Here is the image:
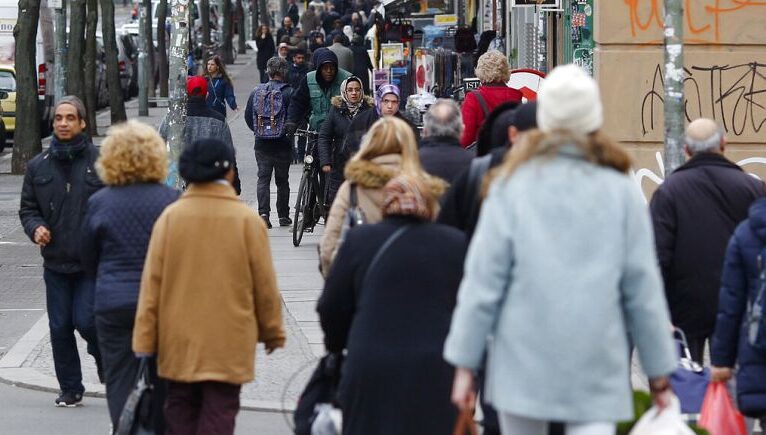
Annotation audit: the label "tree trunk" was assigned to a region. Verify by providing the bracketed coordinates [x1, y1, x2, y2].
[157, 0, 169, 95]
[67, 0, 86, 102]
[143, 0, 156, 97]
[54, 1, 68, 102]
[221, 0, 233, 63]
[84, 0, 98, 136]
[166, 0, 189, 189]
[200, 0, 210, 51]
[250, 0, 257, 39]
[258, 0, 267, 26]
[236, 0, 246, 54]
[12, 0, 41, 174]
[101, 0, 127, 123]
[663, 0, 685, 174]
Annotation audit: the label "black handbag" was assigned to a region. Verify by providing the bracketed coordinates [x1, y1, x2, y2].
[117, 358, 155, 435]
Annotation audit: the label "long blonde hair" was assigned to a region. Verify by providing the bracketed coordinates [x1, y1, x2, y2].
[349, 116, 446, 196]
[483, 129, 632, 196]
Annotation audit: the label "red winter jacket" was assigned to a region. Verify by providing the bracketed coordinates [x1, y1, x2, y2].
[460, 84, 523, 147]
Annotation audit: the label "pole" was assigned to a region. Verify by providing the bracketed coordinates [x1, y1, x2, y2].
[54, 0, 67, 102]
[165, 0, 189, 189]
[663, 0, 685, 174]
[138, 2, 149, 116]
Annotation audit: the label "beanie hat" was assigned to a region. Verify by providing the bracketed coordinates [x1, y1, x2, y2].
[537, 64, 602, 136]
[55, 95, 87, 119]
[179, 138, 235, 184]
[511, 101, 538, 133]
[187, 76, 208, 97]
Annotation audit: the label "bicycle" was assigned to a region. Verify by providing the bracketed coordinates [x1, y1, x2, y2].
[292, 129, 326, 247]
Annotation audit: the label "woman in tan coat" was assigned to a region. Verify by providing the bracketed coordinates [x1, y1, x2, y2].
[133, 138, 285, 435]
[319, 116, 445, 277]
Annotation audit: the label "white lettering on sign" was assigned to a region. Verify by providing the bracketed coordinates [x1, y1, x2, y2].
[463, 78, 481, 90]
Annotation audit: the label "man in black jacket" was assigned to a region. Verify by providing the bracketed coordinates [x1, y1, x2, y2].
[419, 99, 472, 185]
[19, 96, 104, 407]
[246, 57, 294, 229]
[650, 118, 766, 363]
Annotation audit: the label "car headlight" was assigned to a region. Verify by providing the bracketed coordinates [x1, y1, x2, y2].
[304, 155, 314, 164]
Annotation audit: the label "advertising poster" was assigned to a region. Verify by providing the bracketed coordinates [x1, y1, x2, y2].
[381, 43, 404, 69]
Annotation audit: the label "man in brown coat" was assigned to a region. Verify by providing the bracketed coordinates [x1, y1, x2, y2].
[133, 138, 285, 435]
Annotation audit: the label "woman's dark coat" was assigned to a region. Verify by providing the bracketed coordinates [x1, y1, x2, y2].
[342, 108, 419, 159]
[81, 183, 180, 314]
[256, 34, 276, 71]
[317, 217, 466, 435]
[318, 95, 372, 205]
[711, 197, 766, 417]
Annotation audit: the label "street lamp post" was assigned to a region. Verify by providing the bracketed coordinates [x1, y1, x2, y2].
[54, 0, 67, 102]
[663, 0, 685, 174]
[165, 0, 189, 189]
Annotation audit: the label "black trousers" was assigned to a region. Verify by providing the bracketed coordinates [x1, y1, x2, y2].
[96, 310, 165, 434]
[687, 335, 709, 364]
[254, 149, 291, 218]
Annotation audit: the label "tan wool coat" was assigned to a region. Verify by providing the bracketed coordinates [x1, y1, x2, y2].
[133, 183, 285, 385]
[319, 154, 402, 276]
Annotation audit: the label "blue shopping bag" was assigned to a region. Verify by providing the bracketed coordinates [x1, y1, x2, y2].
[669, 328, 710, 415]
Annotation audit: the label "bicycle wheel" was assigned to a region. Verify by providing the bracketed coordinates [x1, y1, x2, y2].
[292, 171, 311, 247]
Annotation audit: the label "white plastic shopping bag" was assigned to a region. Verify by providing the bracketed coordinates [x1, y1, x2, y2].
[629, 396, 695, 435]
[311, 403, 342, 435]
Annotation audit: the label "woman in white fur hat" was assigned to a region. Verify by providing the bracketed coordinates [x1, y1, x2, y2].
[443, 64, 678, 434]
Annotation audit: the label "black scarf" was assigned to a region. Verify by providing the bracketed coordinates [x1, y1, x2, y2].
[50, 134, 88, 161]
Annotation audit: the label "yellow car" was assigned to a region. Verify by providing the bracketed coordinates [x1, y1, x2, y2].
[0, 65, 15, 151]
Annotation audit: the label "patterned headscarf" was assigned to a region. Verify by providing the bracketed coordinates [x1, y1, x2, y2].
[341, 76, 364, 118]
[382, 175, 435, 221]
[375, 83, 400, 115]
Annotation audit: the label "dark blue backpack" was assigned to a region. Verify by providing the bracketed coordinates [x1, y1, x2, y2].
[251, 82, 290, 140]
[748, 251, 766, 350]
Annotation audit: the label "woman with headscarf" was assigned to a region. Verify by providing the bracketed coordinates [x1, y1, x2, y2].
[318, 76, 373, 207]
[318, 173, 465, 434]
[342, 83, 419, 161]
[319, 117, 444, 277]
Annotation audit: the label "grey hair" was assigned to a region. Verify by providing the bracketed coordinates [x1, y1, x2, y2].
[423, 99, 463, 139]
[685, 126, 724, 153]
[266, 56, 289, 79]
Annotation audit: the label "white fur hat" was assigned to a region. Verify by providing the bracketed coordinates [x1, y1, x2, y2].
[537, 64, 603, 136]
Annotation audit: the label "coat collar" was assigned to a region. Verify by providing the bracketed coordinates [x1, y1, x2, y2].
[420, 135, 461, 148]
[675, 152, 742, 173]
[183, 182, 238, 200]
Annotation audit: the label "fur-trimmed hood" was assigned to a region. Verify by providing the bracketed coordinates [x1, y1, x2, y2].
[344, 153, 447, 197]
[331, 95, 374, 109]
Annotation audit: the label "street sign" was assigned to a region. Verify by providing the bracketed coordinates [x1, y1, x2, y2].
[463, 78, 480, 90]
[434, 14, 458, 26]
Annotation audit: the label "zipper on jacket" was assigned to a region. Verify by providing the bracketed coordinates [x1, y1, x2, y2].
[66, 182, 71, 193]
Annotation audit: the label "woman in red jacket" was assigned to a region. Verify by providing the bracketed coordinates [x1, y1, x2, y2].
[460, 50, 523, 148]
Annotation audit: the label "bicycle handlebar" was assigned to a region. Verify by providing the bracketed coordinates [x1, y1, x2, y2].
[294, 129, 319, 138]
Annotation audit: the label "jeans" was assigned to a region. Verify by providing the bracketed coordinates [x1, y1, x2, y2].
[255, 149, 291, 218]
[499, 413, 615, 435]
[43, 268, 102, 394]
[96, 310, 166, 433]
[164, 381, 241, 435]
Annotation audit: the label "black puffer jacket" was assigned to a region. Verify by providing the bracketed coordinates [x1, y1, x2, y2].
[19, 140, 104, 273]
[342, 108, 420, 159]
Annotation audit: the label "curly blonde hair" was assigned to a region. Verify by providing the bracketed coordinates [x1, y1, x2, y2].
[96, 120, 168, 186]
[475, 50, 511, 84]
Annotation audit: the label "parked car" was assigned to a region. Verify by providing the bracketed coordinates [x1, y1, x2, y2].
[119, 32, 139, 97]
[0, 65, 16, 151]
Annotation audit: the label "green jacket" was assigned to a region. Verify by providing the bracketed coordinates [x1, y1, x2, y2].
[307, 68, 352, 131]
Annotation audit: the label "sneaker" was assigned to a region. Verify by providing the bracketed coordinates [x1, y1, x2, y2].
[260, 214, 272, 229]
[279, 217, 292, 227]
[55, 391, 83, 407]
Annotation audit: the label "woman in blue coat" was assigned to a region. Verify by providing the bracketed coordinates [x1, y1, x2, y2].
[711, 196, 766, 427]
[204, 55, 238, 117]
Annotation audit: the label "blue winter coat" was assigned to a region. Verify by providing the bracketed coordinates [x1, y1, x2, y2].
[206, 76, 237, 117]
[81, 183, 179, 314]
[711, 196, 766, 416]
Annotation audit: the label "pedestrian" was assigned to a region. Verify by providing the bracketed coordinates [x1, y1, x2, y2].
[159, 76, 242, 194]
[328, 34, 354, 72]
[287, 0, 300, 27]
[318, 174, 465, 434]
[710, 195, 766, 428]
[18, 95, 104, 407]
[245, 57, 294, 229]
[418, 99, 472, 185]
[319, 116, 445, 276]
[81, 121, 178, 431]
[318, 76, 373, 206]
[277, 16, 296, 44]
[256, 25, 276, 84]
[278, 42, 291, 61]
[437, 101, 533, 238]
[349, 35, 373, 94]
[308, 30, 326, 55]
[324, 19, 344, 46]
[460, 50, 523, 147]
[342, 83, 418, 159]
[444, 65, 677, 434]
[204, 55, 238, 117]
[650, 118, 765, 363]
[308, 0, 326, 14]
[132, 137, 285, 435]
[300, 6, 321, 35]
[288, 48, 309, 91]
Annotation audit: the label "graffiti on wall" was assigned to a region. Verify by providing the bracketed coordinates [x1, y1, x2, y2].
[640, 62, 766, 137]
[624, 0, 766, 43]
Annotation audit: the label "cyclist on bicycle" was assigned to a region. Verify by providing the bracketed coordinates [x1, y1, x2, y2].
[285, 48, 352, 228]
